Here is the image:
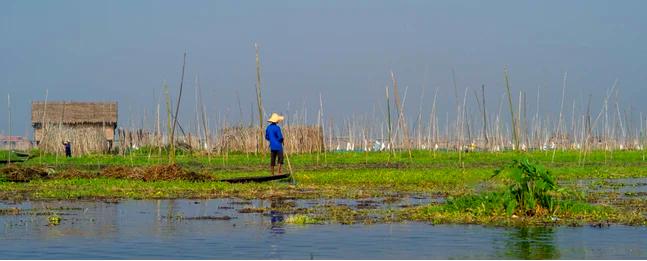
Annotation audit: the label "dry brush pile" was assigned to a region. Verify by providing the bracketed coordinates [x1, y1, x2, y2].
[0, 164, 214, 182]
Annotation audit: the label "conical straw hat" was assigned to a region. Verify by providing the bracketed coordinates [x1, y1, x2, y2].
[267, 113, 284, 123]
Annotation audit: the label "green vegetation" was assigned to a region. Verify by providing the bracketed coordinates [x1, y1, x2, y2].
[1, 149, 647, 226]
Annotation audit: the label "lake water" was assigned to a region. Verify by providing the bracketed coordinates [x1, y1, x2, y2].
[1, 199, 646, 259]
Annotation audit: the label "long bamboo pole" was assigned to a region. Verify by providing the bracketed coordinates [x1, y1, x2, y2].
[170, 52, 187, 162]
[39, 89, 49, 164]
[255, 43, 265, 155]
[385, 85, 393, 158]
[481, 84, 489, 146]
[164, 82, 173, 163]
[504, 67, 518, 151]
[552, 72, 567, 161]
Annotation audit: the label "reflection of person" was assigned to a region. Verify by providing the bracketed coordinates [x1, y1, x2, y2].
[265, 113, 285, 176]
[63, 140, 72, 158]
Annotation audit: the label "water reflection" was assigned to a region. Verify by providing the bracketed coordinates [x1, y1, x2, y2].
[503, 227, 560, 259]
[269, 198, 286, 235]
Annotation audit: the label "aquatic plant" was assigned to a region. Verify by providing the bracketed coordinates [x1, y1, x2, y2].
[48, 213, 61, 226]
[285, 214, 320, 225]
[492, 158, 560, 216]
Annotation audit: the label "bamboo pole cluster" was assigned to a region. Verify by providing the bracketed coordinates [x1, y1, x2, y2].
[26, 48, 646, 158]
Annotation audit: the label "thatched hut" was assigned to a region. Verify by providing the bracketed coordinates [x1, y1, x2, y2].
[31, 101, 117, 155]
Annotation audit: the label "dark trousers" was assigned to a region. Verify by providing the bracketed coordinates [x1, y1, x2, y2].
[270, 150, 284, 166]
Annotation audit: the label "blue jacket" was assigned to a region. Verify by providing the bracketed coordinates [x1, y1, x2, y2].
[265, 123, 284, 151]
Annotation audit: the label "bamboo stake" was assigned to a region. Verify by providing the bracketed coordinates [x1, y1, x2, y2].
[481, 84, 489, 146]
[198, 78, 210, 160]
[39, 89, 49, 164]
[430, 87, 438, 154]
[164, 82, 173, 163]
[459, 88, 469, 167]
[504, 67, 518, 151]
[55, 102, 66, 164]
[385, 85, 393, 158]
[194, 75, 201, 150]
[156, 92, 162, 161]
[415, 85, 426, 150]
[552, 72, 567, 161]
[7, 93, 11, 164]
[642, 113, 645, 161]
[254, 43, 265, 155]
[523, 91, 529, 149]
[170, 52, 187, 163]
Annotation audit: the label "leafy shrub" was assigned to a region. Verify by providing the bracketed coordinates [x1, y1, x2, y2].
[492, 158, 561, 216]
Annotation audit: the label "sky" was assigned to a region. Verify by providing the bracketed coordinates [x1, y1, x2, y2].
[1, 0, 647, 136]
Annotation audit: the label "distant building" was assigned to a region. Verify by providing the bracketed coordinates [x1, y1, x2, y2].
[31, 101, 118, 155]
[0, 135, 32, 151]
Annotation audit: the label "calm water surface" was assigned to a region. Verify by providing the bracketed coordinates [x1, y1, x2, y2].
[1, 199, 646, 259]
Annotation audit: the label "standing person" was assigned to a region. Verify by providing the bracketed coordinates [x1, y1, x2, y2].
[63, 140, 72, 158]
[265, 113, 285, 175]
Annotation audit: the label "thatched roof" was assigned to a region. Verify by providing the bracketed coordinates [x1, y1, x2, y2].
[32, 101, 117, 125]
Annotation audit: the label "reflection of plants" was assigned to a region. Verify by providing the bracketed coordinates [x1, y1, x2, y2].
[493, 158, 561, 216]
[48, 214, 61, 226]
[504, 227, 560, 259]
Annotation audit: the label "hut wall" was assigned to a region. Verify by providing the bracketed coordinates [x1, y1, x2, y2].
[104, 127, 115, 141]
[36, 124, 112, 155]
[34, 128, 44, 143]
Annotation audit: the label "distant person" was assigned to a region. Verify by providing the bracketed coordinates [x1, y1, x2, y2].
[63, 140, 72, 158]
[265, 113, 285, 175]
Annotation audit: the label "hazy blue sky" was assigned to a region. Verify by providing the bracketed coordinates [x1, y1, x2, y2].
[2, 0, 647, 136]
